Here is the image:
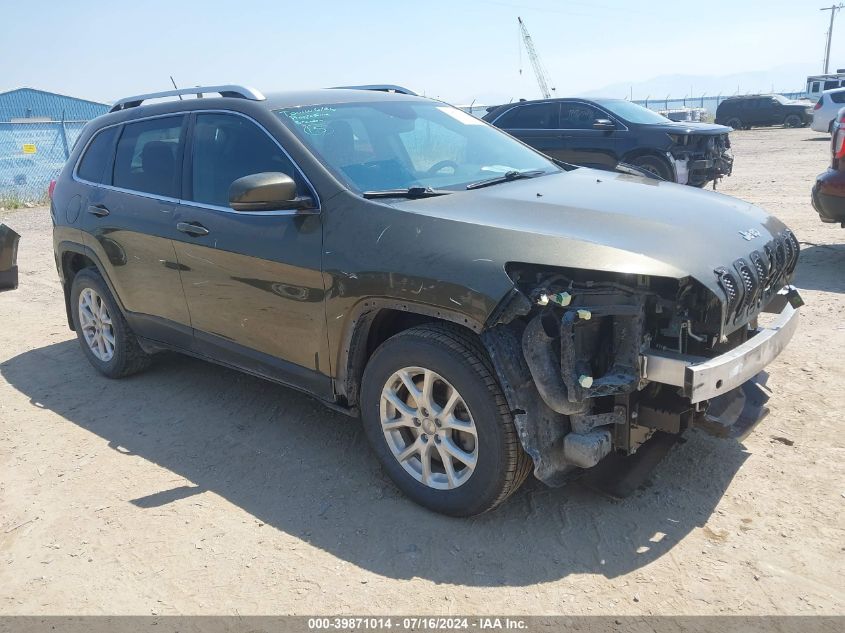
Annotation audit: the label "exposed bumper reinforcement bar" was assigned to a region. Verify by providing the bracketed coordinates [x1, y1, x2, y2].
[640, 301, 799, 403]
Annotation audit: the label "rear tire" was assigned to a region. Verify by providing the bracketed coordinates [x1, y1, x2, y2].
[628, 155, 673, 182]
[725, 117, 743, 130]
[70, 268, 151, 378]
[360, 323, 531, 516]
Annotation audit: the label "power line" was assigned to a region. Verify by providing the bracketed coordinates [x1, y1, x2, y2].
[821, 4, 845, 74]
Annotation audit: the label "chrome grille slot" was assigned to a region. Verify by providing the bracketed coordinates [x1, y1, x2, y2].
[715, 232, 797, 328]
[749, 250, 770, 288]
[775, 240, 786, 269]
[782, 233, 794, 269]
[714, 266, 741, 319]
[783, 229, 800, 272]
[734, 258, 759, 312]
[764, 243, 776, 276]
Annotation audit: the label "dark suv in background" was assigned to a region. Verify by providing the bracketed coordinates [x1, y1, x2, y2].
[484, 98, 732, 187]
[715, 94, 811, 130]
[50, 85, 799, 516]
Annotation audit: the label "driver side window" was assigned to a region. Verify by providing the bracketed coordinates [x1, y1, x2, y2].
[190, 113, 303, 207]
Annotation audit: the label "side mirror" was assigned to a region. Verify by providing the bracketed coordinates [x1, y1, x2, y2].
[228, 172, 315, 213]
[593, 118, 616, 131]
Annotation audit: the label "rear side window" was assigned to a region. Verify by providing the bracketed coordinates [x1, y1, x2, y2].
[496, 103, 559, 129]
[825, 80, 839, 90]
[189, 113, 302, 207]
[77, 126, 118, 184]
[832, 92, 845, 104]
[113, 116, 185, 198]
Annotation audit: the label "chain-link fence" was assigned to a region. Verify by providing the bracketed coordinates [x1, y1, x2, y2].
[633, 90, 807, 116]
[0, 120, 86, 207]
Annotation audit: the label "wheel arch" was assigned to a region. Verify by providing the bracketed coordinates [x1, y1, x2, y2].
[620, 149, 675, 180]
[335, 298, 486, 409]
[783, 113, 802, 126]
[57, 241, 125, 331]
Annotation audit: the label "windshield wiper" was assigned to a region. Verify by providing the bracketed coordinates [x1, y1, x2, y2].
[465, 169, 546, 190]
[362, 187, 452, 199]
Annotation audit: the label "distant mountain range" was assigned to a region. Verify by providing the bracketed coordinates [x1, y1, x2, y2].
[577, 63, 819, 100]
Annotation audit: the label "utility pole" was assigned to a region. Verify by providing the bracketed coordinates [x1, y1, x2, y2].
[821, 4, 845, 74]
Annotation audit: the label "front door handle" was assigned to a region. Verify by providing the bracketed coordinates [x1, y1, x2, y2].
[176, 222, 209, 237]
[87, 204, 110, 217]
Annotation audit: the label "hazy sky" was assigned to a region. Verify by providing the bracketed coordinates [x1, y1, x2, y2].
[1, 0, 840, 105]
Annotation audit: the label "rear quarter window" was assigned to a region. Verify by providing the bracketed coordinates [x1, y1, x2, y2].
[831, 92, 845, 104]
[496, 103, 559, 129]
[77, 126, 119, 184]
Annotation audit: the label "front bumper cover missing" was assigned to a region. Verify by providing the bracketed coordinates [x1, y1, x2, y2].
[640, 298, 799, 404]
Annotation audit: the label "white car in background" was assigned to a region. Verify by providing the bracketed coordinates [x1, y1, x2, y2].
[812, 87, 845, 133]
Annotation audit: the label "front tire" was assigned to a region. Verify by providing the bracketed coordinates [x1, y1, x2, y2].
[628, 155, 674, 181]
[70, 268, 151, 378]
[360, 324, 531, 516]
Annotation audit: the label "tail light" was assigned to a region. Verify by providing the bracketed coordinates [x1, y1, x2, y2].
[48, 180, 56, 199]
[814, 98, 823, 110]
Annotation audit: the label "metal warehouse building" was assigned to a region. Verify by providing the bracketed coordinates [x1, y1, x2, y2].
[0, 88, 108, 203]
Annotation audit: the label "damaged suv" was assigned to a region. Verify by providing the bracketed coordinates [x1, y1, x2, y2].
[484, 98, 733, 188]
[51, 86, 800, 516]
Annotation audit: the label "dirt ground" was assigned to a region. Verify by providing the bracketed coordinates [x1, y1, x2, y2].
[0, 127, 843, 616]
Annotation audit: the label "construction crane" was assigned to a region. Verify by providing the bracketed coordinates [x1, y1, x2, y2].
[517, 16, 556, 99]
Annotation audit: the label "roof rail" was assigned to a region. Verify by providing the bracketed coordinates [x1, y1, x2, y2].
[110, 85, 266, 112]
[330, 84, 418, 96]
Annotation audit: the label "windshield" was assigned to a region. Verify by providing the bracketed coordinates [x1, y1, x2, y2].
[275, 101, 558, 193]
[592, 99, 671, 125]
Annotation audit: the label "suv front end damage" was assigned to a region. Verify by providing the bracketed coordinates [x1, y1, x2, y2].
[668, 131, 733, 187]
[482, 232, 800, 490]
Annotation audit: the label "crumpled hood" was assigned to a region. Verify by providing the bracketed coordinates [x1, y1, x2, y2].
[390, 168, 790, 298]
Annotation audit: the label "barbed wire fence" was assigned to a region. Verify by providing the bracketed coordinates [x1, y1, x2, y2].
[0, 119, 86, 208]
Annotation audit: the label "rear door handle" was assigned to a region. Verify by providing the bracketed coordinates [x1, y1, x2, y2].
[176, 222, 209, 237]
[87, 204, 110, 217]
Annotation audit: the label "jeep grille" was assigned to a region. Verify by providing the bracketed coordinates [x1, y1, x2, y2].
[714, 230, 798, 326]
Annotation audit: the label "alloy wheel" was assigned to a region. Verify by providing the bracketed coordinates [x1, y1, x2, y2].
[379, 366, 478, 490]
[78, 287, 115, 362]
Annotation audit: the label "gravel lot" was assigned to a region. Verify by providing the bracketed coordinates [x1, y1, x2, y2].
[1, 127, 843, 616]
